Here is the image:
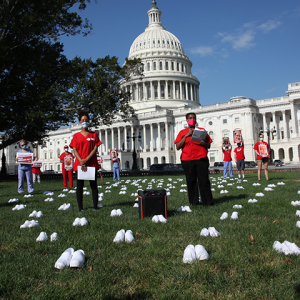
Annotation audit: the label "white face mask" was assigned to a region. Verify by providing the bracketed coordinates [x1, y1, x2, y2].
[81, 121, 89, 128]
[65, 149, 68, 152]
[260, 138, 263, 141]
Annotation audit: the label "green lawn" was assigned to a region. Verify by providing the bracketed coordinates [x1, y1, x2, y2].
[0, 172, 300, 299]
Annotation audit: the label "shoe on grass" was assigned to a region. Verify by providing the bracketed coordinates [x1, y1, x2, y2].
[36, 232, 48, 242]
[125, 230, 135, 243]
[50, 232, 59, 242]
[70, 250, 85, 268]
[183, 245, 196, 264]
[113, 229, 125, 243]
[54, 248, 74, 270]
[195, 245, 209, 260]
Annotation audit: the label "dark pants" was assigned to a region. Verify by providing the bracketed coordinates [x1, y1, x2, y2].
[76, 171, 98, 211]
[181, 159, 213, 206]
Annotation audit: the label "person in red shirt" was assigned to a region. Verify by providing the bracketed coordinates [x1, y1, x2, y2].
[174, 112, 213, 206]
[59, 145, 74, 188]
[222, 138, 233, 178]
[70, 110, 102, 211]
[96, 151, 104, 183]
[32, 156, 41, 184]
[234, 142, 245, 179]
[253, 133, 270, 181]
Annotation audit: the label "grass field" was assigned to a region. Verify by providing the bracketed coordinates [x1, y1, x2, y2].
[1, 171, 300, 300]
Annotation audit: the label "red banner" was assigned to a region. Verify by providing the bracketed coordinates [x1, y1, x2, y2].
[16, 153, 33, 164]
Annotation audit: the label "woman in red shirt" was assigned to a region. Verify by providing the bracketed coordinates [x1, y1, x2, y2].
[70, 111, 102, 211]
[174, 113, 213, 206]
[32, 156, 41, 184]
[253, 133, 270, 181]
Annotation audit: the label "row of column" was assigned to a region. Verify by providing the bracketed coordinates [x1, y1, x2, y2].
[124, 80, 199, 103]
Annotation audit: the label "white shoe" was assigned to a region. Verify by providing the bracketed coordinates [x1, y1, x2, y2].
[64, 203, 72, 210]
[36, 211, 43, 218]
[50, 232, 59, 242]
[200, 228, 210, 237]
[8, 198, 19, 203]
[29, 210, 38, 217]
[195, 245, 209, 260]
[208, 227, 220, 237]
[80, 217, 88, 226]
[125, 230, 135, 243]
[231, 212, 239, 220]
[113, 229, 125, 243]
[110, 209, 117, 217]
[233, 205, 243, 209]
[152, 215, 159, 223]
[36, 232, 48, 242]
[116, 209, 123, 216]
[220, 212, 228, 220]
[29, 220, 39, 227]
[58, 204, 66, 210]
[296, 221, 300, 228]
[158, 215, 167, 223]
[72, 217, 81, 226]
[133, 203, 139, 207]
[296, 210, 300, 217]
[20, 220, 31, 228]
[183, 245, 196, 264]
[70, 249, 85, 268]
[55, 248, 74, 269]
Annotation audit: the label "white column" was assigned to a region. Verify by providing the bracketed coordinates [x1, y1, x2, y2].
[99, 130, 102, 154]
[272, 112, 279, 142]
[290, 100, 298, 136]
[105, 129, 108, 154]
[124, 126, 127, 151]
[158, 80, 161, 99]
[173, 81, 176, 99]
[190, 84, 194, 101]
[131, 125, 134, 150]
[262, 113, 266, 132]
[165, 122, 169, 150]
[111, 128, 115, 150]
[150, 123, 154, 151]
[282, 110, 288, 140]
[180, 81, 183, 100]
[143, 124, 146, 152]
[165, 80, 168, 99]
[143, 82, 146, 100]
[170, 122, 174, 149]
[117, 127, 121, 151]
[185, 82, 188, 100]
[150, 81, 153, 100]
[157, 123, 161, 151]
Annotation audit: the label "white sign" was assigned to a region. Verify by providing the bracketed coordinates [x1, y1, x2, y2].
[16, 152, 33, 164]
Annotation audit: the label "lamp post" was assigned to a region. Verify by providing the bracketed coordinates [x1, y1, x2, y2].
[127, 132, 141, 170]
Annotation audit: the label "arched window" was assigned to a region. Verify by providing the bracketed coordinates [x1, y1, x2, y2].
[209, 131, 214, 142]
[165, 62, 168, 70]
[159, 62, 162, 70]
[50, 152, 53, 159]
[57, 149, 60, 158]
[147, 62, 150, 71]
[153, 62, 156, 70]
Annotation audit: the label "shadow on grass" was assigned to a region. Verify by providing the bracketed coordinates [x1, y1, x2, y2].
[102, 291, 152, 300]
[294, 284, 300, 297]
[214, 194, 247, 204]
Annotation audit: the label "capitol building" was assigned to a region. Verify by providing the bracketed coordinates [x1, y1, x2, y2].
[3, 0, 300, 174]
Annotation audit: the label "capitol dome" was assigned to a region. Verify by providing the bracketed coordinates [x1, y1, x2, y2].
[122, 0, 200, 113]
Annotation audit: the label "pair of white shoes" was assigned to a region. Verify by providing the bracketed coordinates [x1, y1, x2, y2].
[12, 204, 26, 211]
[248, 199, 258, 203]
[72, 217, 88, 226]
[8, 198, 18, 203]
[221, 212, 239, 220]
[58, 203, 72, 210]
[268, 184, 276, 187]
[113, 229, 135, 243]
[233, 205, 243, 209]
[58, 194, 66, 197]
[277, 182, 285, 185]
[253, 183, 261, 186]
[273, 241, 300, 255]
[105, 190, 111, 193]
[110, 209, 123, 217]
[20, 220, 39, 228]
[255, 193, 264, 197]
[178, 206, 192, 212]
[29, 210, 43, 217]
[264, 187, 273, 191]
[55, 248, 85, 269]
[68, 190, 76, 193]
[180, 189, 187, 192]
[83, 191, 90, 195]
[24, 194, 33, 198]
[46, 192, 54, 196]
[220, 190, 229, 194]
[119, 191, 126, 194]
[44, 197, 54, 202]
[62, 189, 69, 192]
[36, 232, 59, 242]
[218, 185, 224, 188]
[236, 186, 244, 189]
[200, 227, 220, 237]
[183, 244, 209, 263]
[152, 215, 167, 223]
[291, 201, 300, 206]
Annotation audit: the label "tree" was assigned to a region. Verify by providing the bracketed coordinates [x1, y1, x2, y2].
[0, 0, 92, 150]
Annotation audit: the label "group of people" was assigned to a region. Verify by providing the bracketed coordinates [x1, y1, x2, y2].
[174, 112, 271, 208]
[17, 110, 271, 212]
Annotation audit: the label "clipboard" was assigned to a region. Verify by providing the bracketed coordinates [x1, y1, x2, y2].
[77, 167, 95, 180]
[191, 128, 207, 143]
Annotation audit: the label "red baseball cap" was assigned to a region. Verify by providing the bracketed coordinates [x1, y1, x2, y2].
[64, 145, 69, 149]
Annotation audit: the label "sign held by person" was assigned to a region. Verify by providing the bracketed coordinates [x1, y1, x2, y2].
[16, 152, 33, 164]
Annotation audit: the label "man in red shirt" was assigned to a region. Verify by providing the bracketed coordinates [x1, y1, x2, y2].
[234, 142, 245, 179]
[59, 145, 74, 188]
[253, 133, 270, 181]
[174, 112, 213, 206]
[222, 138, 233, 178]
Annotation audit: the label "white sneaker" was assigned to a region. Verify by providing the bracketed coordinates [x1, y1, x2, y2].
[208, 227, 221, 237]
[200, 228, 210, 237]
[29, 210, 38, 217]
[72, 217, 81, 226]
[8, 198, 19, 203]
[113, 229, 125, 243]
[231, 212, 239, 220]
[125, 230, 135, 243]
[133, 203, 139, 207]
[116, 209, 123, 216]
[296, 221, 300, 228]
[36, 211, 43, 218]
[110, 209, 117, 217]
[50, 232, 59, 242]
[54, 248, 74, 269]
[80, 217, 88, 226]
[233, 205, 243, 209]
[220, 212, 228, 220]
[20, 220, 31, 228]
[296, 210, 300, 217]
[36, 232, 48, 242]
[158, 215, 167, 223]
[183, 206, 192, 212]
[183, 245, 196, 264]
[58, 204, 66, 210]
[152, 215, 159, 223]
[70, 249, 85, 268]
[195, 245, 209, 260]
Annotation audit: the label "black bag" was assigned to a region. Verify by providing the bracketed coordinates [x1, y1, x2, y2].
[138, 189, 167, 219]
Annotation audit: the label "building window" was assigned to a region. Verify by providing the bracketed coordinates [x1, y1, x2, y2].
[159, 61, 162, 70]
[158, 39, 160, 44]
[44, 152, 47, 159]
[50, 142, 52, 145]
[281, 131, 284, 139]
[177, 63, 179, 71]
[161, 85, 165, 98]
[181, 64, 184, 72]
[57, 149, 60, 158]
[50, 164, 53, 170]
[168, 85, 171, 98]
[171, 62, 174, 70]
[147, 62, 150, 71]
[270, 117, 273, 122]
[44, 165, 47, 171]
[209, 121, 213, 126]
[280, 116, 283, 121]
[57, 164, 60, 171]
[153, 62, 156, 70]
[235, 117, 239, 123]
[209, 131, 214, 141]
[50, 152, 53, 159]
[147, 86, 151, 99]
[223, 119, 227, 124]
[154, 85, 158, 98]
[210, 153, 215, 163]
[64, 140, 67, 144]
[165, 62, 168, 70]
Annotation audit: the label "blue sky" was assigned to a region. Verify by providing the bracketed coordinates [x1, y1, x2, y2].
[59, 0, 300, 106]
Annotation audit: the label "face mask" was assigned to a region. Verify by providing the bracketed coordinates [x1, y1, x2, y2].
[81, 121, 89, 128]
[65, 149, 68, 152]
[22, 145, 27, 149]
[187, 119, 197, 127]
[260, 138, 263, 141]
[237, 143, 241, 147]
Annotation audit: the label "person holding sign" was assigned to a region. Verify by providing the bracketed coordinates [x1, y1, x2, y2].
[70, 111, 102, 211]
[174, 113, 213, 206]
[110, 150, 120, 182]
[96, 152, 104, 183]
[234, 142, 245, 179]
[59, 145, 74, 188]
[253, 133, 270, 181]
[222, 138, 233, 178]
[32, 156, 41, 184]
[16, 140, 34, 194]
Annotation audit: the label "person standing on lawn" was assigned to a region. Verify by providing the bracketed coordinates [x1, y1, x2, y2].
[60, 145, 74, 188]
[96, 152, 104, 183]
[234, 142, 245, 179]
[254, 133, 270, 181]
[222, 138, 233, 178]
[70, 110, 102, 211]
[32, 156, 41, 184]
[174, 112, 213, 206]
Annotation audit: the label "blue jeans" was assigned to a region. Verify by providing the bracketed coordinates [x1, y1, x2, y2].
[223, 161, 233, 177]
[113, 167, 120, 181]
[18, 168, 34, 193]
